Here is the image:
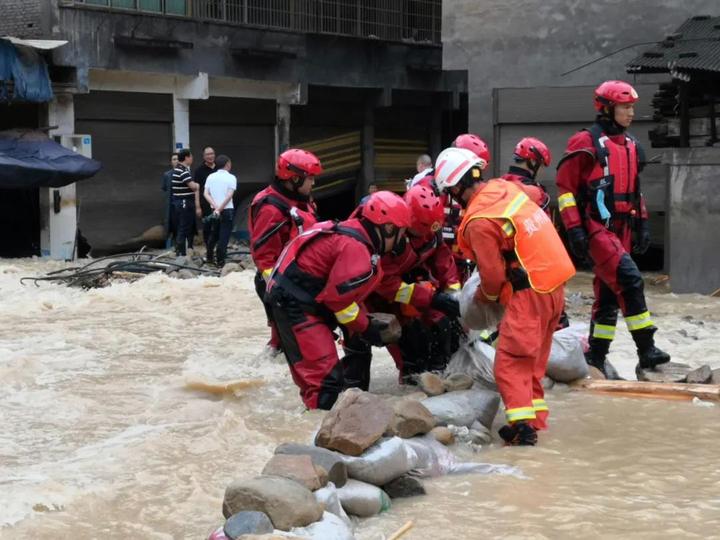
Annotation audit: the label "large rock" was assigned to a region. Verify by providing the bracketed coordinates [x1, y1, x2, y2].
[421, 388, 500, 429]
[261, 454, 324, 491]
[418, 372, 445, 396]
[220, 263, 242, 277]
[222, 476, 323, 531]
[429, 426, 455, 446]
[315, 389, 393, 456]
[275, 443, 348, 488]
[223, 511, 273, 539]
[636, 362, 692, 383]
[389, 399, 436, 439]
[686, 365, 713, 384]
[587, 366, 606, 380]
[382, 475, 426, 499]
[712, 368, 720, 385]
[443, 373, 474, 392]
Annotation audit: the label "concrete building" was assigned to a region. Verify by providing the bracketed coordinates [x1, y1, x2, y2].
[443, 0, 719, 264]
[1, 0, 467, 254]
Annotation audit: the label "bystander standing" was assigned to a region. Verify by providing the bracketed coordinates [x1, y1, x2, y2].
[203, 154, 237, 267]
[194, 146, 217, 254]
[161, 152, 178, 249]
[172, 148, 199, 256]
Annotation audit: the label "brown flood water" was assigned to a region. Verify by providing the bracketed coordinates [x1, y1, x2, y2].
[1, 262, 719, 539]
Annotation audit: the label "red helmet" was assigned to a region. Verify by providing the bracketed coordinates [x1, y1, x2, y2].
[594, 80, 639, 111]
[404, 185, 445, 236]
[452, 133, 490, 168]
[276, 148, 323, 180]
[363, 191, 412, 229]
[513, 137, 552, 167]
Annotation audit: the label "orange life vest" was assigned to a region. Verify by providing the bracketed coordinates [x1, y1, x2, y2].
[457, 179, 575, 293]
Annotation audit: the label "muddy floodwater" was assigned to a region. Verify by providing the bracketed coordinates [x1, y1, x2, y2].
[1, 260, 719, 539]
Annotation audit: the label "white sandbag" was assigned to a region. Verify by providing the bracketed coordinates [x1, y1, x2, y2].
[421, 389, 500, 430]
[290, 511, 356, 540]
[546, 323, 590, 383]
[336, 479, 391, 517]
[314, 483, 352, 529]
[404, 434, 524, 479]
[445, 334, 497, 388]
[342, 437, 416, 486]
[459, 270, 505, 330]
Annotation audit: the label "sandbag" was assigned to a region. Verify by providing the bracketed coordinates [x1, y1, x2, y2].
[314, 483, 352, 528]
[459, 271, 504, 330]
[290, 511, 356, 540]
[421, 389, 500, 429]
[336, 479, 391, 517]
[405, 435, 524, 478]
[545, 323, 589, 383]
[445, 333, 497, 388]
[342, 437, 416, 486]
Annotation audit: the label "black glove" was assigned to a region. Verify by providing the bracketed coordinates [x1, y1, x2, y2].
[633, 220, 651, 255]
[431, 291, 460, 318]
[566, 226, 591, 265]
[361, 317, 388, 347]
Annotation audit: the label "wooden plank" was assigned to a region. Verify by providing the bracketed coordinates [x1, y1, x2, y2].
[572, 378, 720, 401]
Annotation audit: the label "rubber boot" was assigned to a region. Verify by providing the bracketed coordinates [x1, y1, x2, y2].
[586, 338, 622, 380]
[427, 318, 452, 373]
[342, 336, 372, 391]
[498, 421, 537, 446]
[632, 327, 671, 369]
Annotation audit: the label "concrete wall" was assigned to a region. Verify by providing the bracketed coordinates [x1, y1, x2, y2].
[0, 0, 44, 38]
[665, 149, 720, 295]
[443, 0, 720, 137]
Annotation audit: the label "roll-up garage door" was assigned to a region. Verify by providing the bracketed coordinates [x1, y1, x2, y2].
[75, 91, 173, 253]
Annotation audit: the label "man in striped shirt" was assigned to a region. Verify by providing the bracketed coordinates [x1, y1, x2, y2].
[172, 148, 200, 256]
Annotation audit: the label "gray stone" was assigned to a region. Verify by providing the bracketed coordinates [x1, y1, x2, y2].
[587, 366, 606, 380]
[429, 426, 455, 446]
[422, 388, 500, 429]
[389, 399, 436, 439]
[443, 373, 474, 392]
[382, 474, 426, 499]
[176, 269, 196, 280]
[370, 312, 402, 344]
[274, 443, 348, 488]
[541, 376, 556, 389]
[418, 372, 445, 396]
[686, 365, 713, 384]
[712, 368, 720, 385]
[469, 420, 493, 445]
[261, 454, 323, 491]
[222, 476, 323, 531]
[220, 262, 242, 277]
[315, 389, 393, 457]
[636, 362, 692, 383]
[223, 511, 273, 539]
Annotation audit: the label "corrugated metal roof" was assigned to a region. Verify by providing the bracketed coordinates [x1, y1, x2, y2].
[627, 15, 720, 76]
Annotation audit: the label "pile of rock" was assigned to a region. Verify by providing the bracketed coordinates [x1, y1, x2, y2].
[636, 362, 720, 385]
[212, 386, 504, 539]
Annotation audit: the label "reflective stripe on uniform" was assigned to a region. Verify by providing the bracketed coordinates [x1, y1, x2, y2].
[446, 282, 461, 291]
[501, 221, 515, 237]
[261, 268, 273, 280]
[501, 192, 529, 218]
[592, 323, 616, 340]
[335, 302, 360, 325]
[506, 406, 536, 422]
[558, 192, 577, 211]
[394, 282, 415, 305]
[532, 398, 549, 412]
[625, 311, 654, 331]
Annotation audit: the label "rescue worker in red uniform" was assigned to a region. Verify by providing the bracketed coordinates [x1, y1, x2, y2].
[556, 81, 670, 379]
[265, 191, 411, 410]
[502, 137, 552, 212]
[343, 185, 462, 388]
[248, 149, 321, 354]
[435, 147, 575, 445]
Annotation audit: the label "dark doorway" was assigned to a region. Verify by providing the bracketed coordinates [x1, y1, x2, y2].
[0, 188, 40, 257]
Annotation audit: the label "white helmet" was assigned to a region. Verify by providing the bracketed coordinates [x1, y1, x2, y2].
[434, 147, 485, 193]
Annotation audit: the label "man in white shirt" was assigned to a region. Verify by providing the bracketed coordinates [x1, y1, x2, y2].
[203, 154, 237, 266]
[407, 153, 434, 190]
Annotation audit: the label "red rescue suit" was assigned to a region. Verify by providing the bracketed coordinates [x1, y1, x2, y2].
[556, 122, 654, 358]
[266, 219, 381, 410]
[458, 180, 575, 430]
[501, 166, 550, 215]
[413, 174, 471, 284]
[357, 232, 461, 382]
[248, 183, 317, 348]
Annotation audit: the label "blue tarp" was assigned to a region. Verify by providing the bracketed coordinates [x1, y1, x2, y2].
[0, 39, 53, 103]
[0, 130, 102, 189]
